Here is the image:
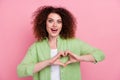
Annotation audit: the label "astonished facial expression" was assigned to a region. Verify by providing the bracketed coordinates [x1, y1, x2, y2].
[46, 13, 62, 38]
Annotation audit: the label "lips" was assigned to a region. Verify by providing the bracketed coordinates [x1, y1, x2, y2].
[51, 28, 58, 33]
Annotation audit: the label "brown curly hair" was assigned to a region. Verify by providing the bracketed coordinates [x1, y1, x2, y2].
[32, 6, 77, 41]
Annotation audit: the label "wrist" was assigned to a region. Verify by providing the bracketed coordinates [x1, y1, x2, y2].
[47, 59, 52, 66]
[78, 56, 83, 62]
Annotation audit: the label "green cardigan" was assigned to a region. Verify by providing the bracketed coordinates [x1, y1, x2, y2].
[17, 37, 105, 80]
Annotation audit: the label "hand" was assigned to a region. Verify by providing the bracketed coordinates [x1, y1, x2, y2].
[50, 51, 66, 67]
[52, 59, 66, 67]
[64, 50, 80, 66]
[64, 50, 80, 61]
[50, 50, 80, 67]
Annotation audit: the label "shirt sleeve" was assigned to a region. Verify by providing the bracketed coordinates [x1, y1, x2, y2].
[78, 39, 105, 63]
[17, 43, 38, 77]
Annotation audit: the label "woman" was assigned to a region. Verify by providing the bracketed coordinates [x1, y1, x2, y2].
[17, 6, 105, 80]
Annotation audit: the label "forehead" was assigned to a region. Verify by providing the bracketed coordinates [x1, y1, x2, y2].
[47, 13, 62, 19]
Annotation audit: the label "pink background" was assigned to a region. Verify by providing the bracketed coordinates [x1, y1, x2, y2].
[0, 0, 120, 80]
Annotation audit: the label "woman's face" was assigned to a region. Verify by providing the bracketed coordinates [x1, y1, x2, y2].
[46, 13, 62, 38]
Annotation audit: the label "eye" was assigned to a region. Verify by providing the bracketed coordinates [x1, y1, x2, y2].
[48, 19, 53, 23]
[57, 20, 62, 24]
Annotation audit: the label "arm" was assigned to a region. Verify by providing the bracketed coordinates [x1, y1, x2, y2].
[67, 51, 98, 63]
[33, 59, 51, 73]
[65, 50, 96, 65]
[65, 39, 105, 65]
[17, 44, 65, 77]
[79, 39, 105, 63]
[78, 54, 96, 63]
[17, 43, 52, 77]
[33, 50, 66, 73]
[33, 51, 66, 73]
[17, 44, 38, 77]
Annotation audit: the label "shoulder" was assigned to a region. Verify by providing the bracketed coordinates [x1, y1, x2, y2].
[60, 38, 81, 45]
[28, 39, 47, 49]
[65, 38, 90, 46]
[66, 37, 81, 43]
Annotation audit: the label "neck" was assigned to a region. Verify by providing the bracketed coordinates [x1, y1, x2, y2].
[48, 36, 58, 42]
[48, 36, 58, 49]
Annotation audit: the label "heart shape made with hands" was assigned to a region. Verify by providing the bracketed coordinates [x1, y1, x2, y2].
[51, 50, 80, 67]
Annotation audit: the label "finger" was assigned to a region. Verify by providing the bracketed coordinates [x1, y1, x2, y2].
[50, 56, 60, 64]
[64, 51, 67, 56]
[69, 54, 80, 61]
[53, 61, 65, 67]
[65, 61, 71, 65]
[73, 59, 78, 63]
[64, 50, 69, 56]
[62, 51, 66, 57]
[58, 62, 65, 67]
[65, 50, 73, 56]
[59, 51, 65, 57]
[53, 51, 63, 59]
[52, 59, 59, 65]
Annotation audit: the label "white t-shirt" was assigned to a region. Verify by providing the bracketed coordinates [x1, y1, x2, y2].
[50, 49, 60, 80]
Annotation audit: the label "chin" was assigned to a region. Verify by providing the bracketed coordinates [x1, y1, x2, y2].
[50, 34, 59, 37]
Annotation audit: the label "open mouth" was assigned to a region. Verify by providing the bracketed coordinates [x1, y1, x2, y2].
[51, 28, 58, 33]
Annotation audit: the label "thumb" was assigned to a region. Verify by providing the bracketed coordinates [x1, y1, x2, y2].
[65, 61, 71, 65]
[53, 60, 65, 67]
[69, 54, 80, 61]
[58, 62, 65, 67]
[51, 54, 61, 63]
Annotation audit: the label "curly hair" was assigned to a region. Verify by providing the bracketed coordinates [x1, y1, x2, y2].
[32, 6, 77, 41]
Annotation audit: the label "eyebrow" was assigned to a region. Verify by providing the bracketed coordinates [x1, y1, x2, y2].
[47, 18, 62, 20]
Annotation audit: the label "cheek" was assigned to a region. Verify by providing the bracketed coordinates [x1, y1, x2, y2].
[46, 25, 50, 32]
[46, 23, 51, 30]
[58, 23, 62, 28]
[46, 27, 50, 32]
[46, 21, 52, 27]
[46, 22, 49, 28]
[59, 25, 62, 30]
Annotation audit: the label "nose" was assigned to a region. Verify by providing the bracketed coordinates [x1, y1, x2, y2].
[53, 22, 57, 27]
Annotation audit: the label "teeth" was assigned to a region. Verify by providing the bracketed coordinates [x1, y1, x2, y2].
[51, 29, 57, 31]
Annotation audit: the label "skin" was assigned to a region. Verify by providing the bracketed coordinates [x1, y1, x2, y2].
[33, 13, 96, 73]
